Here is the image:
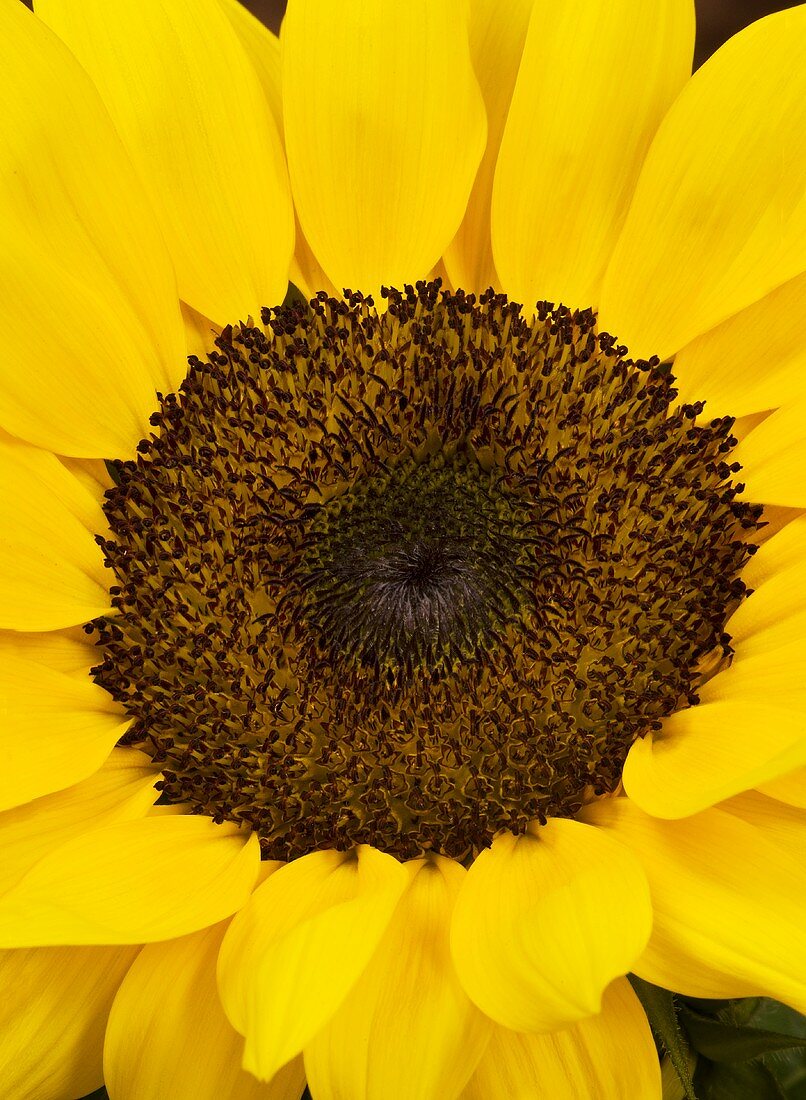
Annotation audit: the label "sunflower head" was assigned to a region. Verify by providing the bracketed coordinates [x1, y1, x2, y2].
[93, 281, 760, 861]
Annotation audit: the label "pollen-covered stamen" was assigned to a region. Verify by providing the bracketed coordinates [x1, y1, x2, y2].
[93, 282, 763, 862]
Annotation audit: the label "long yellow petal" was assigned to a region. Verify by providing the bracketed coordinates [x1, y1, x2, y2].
[624, 513, 806, 817]
[0, 817, 259, 948]
[721, 790, 806, 857]
[672, 270, 806, 419]
[583, 797, 806, 1012]
[758, 768, 806, 809]
[217, 0, 335, 299]
[0, 652, 130, 812]
[59, 457, 114, 505]
[219, 0, 283, 132]
[281, 0, 486, 296]
[460, 979, 660, 1100]
[735, 513, 806, 594]
[304, 856, 492, 1100]
[0, 628, 99, 675]
[731, 399, 806, 508]
[0, 2, 184, 458]
[182, 303, 221, 363]
[0, 942, 139, 1100]
[442, 0, 533, 294]
[0, 433, 110, 631]
[105, 920, 304, 1100]
[623, 660, 806, 819]
[724, 518, 806, 659]
[0, 748, 156, 897]
[217, 846, 407, 1083]
[492, 0, 694, 312]
[599, 6, 806, 361]
[37, 0, 293, 326]
[450, 819, 652, 1032]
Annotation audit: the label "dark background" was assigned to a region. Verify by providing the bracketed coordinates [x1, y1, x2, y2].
[245, 0, 801, 70]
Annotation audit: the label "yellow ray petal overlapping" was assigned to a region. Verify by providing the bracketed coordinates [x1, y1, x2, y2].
[104, 920, 305, 1100]
[37, 0, 294, 326]
[218, 846, 407, 1084]
[442, 0, 533, 294]
[492, 0, 694, 312]
[623, 514, 806, 817]
[0, 653, 131, 813]
[0, 2, 184, 458]
[600, 5, 806, 361]
[304, 857, 491, 1100]
[672, 270, 806, 419]
[759, 769, 806, 809]
[217, 0, 336, 299]
[281, 0, 486, 296]
[731, 399, 806, 509]
[450, 818, 652, 1032]
[0, 435, 110, 632]
[584, 798, 806, 1013]
[0, 817, 260, 948]
[0, 748, 157, 898]
[0, 942, 140, 1100]
[460, 979, 660, 1100]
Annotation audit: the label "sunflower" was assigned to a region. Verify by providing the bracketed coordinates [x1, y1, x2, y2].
[1, 0, 805, 1097]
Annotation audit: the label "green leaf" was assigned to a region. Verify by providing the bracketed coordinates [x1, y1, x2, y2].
[629, 975, 697, 1100]
[681, 1007, 806, 1064]
[694, 1059, 787, 1100]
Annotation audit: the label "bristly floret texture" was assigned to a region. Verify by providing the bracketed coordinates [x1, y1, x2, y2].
[93, 281, 761, 861]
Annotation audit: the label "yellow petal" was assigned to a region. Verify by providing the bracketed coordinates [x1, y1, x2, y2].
[0, 816, 259, 947]
[218, 846, 407, 1083]
[38, 0, 294, 325]
[219, 0, 283, 134]
[735, 512, 806, 594]
[492, 0, 694, 312]
[304, 856, 492, 1100]
[0, 942, 139, 1100]
[182, 302, 221, 362]
[583, 797, 806, 1012]
[672, 270, 806, 419]
[450, 818, 652, 1032]
[59, 456, 114, 504]
[599, 6, 806, 360]
[0, 756, 159, 928]
[0, 433, 110, 630]
[281, 0, 486, 296]
[758, 768, 806, 809]
[721, 789, 806, 857]
[217, 0, 334, 300]
[731, 399, 806, 508]
[442, 0, 533, 294]
[0, 2, 184, 458]
[625, 515, 806, 818]
[0, 748, 157, 897]
[0, 627, 98, 675]
[105, 920, 305, 1100]
[460, 979, 660, 1100]
[724, 521, 806, 658]
[623, 659, 806, 819]
[0, 652, 130, 812]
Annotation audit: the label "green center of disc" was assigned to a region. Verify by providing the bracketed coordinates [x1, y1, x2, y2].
[300, 452, 533, 681]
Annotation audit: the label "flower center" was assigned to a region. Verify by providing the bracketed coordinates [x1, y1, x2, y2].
[93, 282, 761, 861]
[299, 453, 534, 680]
